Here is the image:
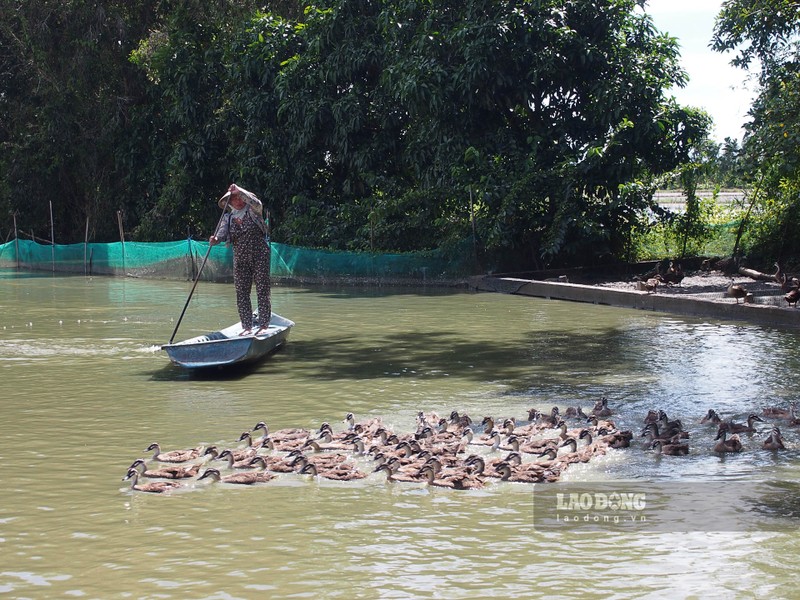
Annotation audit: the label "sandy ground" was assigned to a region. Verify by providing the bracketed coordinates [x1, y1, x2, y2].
[596, 270, 758, 293]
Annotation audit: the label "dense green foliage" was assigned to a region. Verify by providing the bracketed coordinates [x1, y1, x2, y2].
[0, 1, 159, 242]
[712, 0, 800, 265]
[2, 0, 720, 272]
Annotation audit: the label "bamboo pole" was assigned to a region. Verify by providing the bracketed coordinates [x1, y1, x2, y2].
[117, 210, 125, 276]
[49, 201, 55, 272]
[469, 188, 478, 272]
[13, 212, 19, 270]
[169, 195, 231, 344]
[84, 216, 89, 276]
[0, 227, 12, 263]
[186, 228, 195, 281]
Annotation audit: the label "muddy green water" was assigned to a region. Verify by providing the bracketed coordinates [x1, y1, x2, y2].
[1, 270, 799, 598]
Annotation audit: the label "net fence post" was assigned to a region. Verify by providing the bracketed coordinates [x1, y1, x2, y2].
[117, 210, 126, 276]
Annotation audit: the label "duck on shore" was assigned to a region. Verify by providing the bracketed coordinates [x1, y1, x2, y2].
[785, 286, 800, 307]
[661, 261, 684, 285]
[727, 279, 749, 304]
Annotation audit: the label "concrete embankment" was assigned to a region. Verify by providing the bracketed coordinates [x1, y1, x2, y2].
[469, 276, 800, 331]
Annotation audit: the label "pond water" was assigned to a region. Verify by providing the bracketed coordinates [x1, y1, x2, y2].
[1, 270, 798, 598]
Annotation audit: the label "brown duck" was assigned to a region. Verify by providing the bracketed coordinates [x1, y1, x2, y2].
[197, 467, 274, 485]
[128, 459, 201, 479]
[145, 442, 202, 463]
[123, 468, 184, 493]
[726, 280, 748, 304]
[713, 430, 743, 453]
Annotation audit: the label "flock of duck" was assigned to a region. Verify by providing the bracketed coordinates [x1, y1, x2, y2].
[723, 262, 800, 306]
[122, 398, 797, 493]
[635, 260, 800, 307]
[636, 261, 685, 292]
[643, 406, 792, 455]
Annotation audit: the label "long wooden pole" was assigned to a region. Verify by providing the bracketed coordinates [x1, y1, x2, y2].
[168, 196, 231, 344]
[117, 210, 125, 276]
[84, 216, 89, 276]
[469, 188, 478, 271]
[49, 201, 55, 272]
[13, 212, 19, 270]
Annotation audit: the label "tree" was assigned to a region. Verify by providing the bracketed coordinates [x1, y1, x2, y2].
[126, 1, 264, 241]
[712, 0, 800, 264]
[716, 137, 748, 188]
[0, 1, 160, 242]
[267, 0, 707, 268]
[1, 0, 711, 273]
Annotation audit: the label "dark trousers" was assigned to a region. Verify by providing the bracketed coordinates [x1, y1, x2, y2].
[233, 234, 271, 329]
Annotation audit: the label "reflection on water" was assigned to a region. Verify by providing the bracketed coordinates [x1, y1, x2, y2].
[1, 271, 799, 597]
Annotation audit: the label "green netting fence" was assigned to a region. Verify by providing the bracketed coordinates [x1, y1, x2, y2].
[0, 238, 472, 284]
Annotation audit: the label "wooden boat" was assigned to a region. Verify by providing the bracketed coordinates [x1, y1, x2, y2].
[162, 313, 294, 369]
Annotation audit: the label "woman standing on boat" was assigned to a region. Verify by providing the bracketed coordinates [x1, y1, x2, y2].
[209, 183, 271, 335]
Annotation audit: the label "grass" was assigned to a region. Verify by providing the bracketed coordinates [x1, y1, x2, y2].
[635, 215, 741, 261]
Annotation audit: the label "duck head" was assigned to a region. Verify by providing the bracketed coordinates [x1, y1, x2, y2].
[197, 468, 222, 482]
